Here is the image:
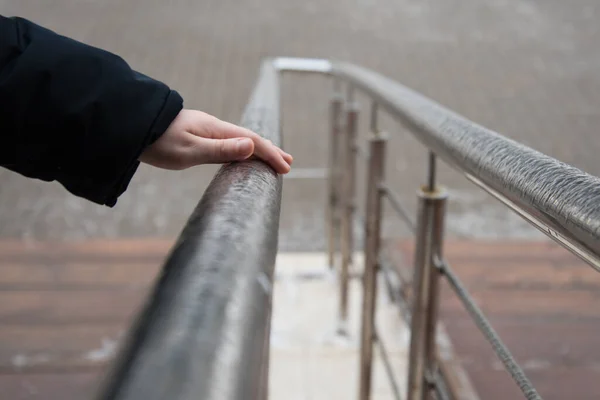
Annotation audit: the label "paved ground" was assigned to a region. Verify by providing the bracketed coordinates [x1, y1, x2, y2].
[1, 0, 600, 248]
[2, 239, 599, 399]
[0, 241, 411, 399]
[390, 240, 600, 400]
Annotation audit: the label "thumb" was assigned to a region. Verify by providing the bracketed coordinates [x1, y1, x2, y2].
[193, 137, 255, 165]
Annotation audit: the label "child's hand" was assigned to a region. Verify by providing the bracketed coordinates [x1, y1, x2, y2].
[140, 109, 293, 174]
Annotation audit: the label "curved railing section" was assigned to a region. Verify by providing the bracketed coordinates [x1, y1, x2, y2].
[276, 57, 600, 400]
[276, 57, 600, 270]
[96, 61, 282, 400]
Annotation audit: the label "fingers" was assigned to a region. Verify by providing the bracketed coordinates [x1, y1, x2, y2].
[141, 109, 293, 172]
[277, 146, 294, 165]
[200, 118, 292, 174]
[190, 137, 255, 165]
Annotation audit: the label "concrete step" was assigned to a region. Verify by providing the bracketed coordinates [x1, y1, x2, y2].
[270, 253, 409, 400]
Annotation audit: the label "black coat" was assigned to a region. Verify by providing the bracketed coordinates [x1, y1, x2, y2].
[0, 15, 183, 206]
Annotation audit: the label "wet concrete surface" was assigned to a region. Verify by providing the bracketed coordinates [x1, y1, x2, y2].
[1, 0, 600, 250]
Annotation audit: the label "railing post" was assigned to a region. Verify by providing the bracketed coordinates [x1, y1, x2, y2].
[339, 87, 358, 333]
[407, 152, 448, 400]
[327, 80, 343, 269]
[358, 102, 387, 400]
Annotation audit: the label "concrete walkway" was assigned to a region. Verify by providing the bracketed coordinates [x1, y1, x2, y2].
[270, 253, 408, 400]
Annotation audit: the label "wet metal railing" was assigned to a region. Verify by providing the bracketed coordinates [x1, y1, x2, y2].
[274, 57, 600, 400]
[98, 56, 600, 400]
[96, 62, 282, 400]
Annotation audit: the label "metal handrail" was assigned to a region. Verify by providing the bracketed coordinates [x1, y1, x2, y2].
[281, 56, 600, 399]
[96, 61, 282, 400]
[95, 56, 600, 400]
[275, 57, 600, 399]
[276, 57, 600, 271]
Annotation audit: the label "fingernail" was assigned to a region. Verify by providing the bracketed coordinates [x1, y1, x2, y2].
[236, 138, 253, 155]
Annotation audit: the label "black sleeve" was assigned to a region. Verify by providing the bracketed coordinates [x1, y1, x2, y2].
[0, 15, 183, 206]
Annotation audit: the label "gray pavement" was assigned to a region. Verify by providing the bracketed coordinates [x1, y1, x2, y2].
[1, 0, 600, 250]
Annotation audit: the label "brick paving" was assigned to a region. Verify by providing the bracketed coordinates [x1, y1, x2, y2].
[2, 239, 599, 399]
[389, 239, 600, 400]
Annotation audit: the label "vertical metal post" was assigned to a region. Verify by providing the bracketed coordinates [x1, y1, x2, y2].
[358, 102, 386, 400]
[339, 87, 358, 333]
[427, 152, 437, 192]
[407, 152, 448, 400]
[424, 223, 445, 400]
[327, 80, 343, 269]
